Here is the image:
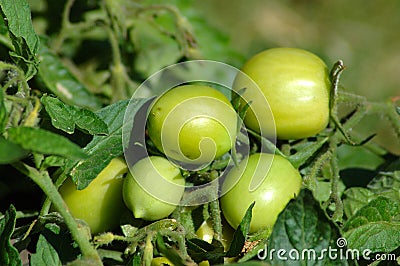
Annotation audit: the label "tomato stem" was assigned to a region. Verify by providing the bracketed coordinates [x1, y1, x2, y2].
[12, 162, 103, 265]
[328, 142, 343, 223]
[39, 169, 68, 216]
[172, 207, 196, 239]
[209, 185, 223, 242]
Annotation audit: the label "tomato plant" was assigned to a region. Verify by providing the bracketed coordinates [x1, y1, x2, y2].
[59, 157, 128, 234]
[235, 47, 331, 140]
[147, 84, 237, 166]
[221, 153, 302, 233]
[123, 156, 185, 221]
[0, 0, 399, 265]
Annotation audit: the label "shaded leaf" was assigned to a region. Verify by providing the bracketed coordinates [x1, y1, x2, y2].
[337, 144, 385, 171]
[7, 127, 87, 160]
[186, 238, 224, 264]
[226, 202, 255, 257]
[343, 171, 400, 219]
[37, 43, 102, 109]
[343, 196, 400, 253]
[41, 155, 66, 169]
[265, 190, 347, 265]
[41, 95, 108, 135]
[0, 205, 22, 266]
[367, 171, 400, 201]
[0, 136, 28, 164]
[343, 187, 377, 218]
[30, 234, 62, 266]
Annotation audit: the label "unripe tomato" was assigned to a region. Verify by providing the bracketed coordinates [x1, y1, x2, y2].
[195, 219, 214, 244]
[195, 219, 234, 251]
[235, 47, 331, 139]
[220, 153, 302, 233]
[59, 157, 128, 234]
[150, 257, 173, 266]
[147, 84, 237, 167]
[123, 156, 185, 221]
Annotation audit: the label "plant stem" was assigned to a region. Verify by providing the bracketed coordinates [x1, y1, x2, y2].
[209, 199, 223, 242]
[51, 0, 75, 52]
[329, 145, 343, 223]
[172, 206, 196, 239]
[39, 169, 67, 216]
[12, 162, 103, 265]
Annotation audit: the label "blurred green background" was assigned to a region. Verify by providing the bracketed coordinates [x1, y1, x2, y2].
[196, 0, 400, 101]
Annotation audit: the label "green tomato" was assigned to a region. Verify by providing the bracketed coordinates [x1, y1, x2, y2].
[147, 84, 237, 166]
[195, 219, 234, 251]
[59, 157, 128, 234]
[150, 257, 173, 266]
[235, 47, 331, 139]
[195, 219, 214, 244]
[220, 153, 302, 233]
[123, 156, 185, 221]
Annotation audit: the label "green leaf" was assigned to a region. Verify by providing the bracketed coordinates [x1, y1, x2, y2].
[30, 234, 62, 266]
[0, 88, 7, 133]
[0, 136, 28, 164]
[313, 179, 346, 203]
[225, 202, 255, 257]
[37, 43, 102, 110]
[97, 249, 124, 263]
[337, 144, 385, 171]
[343, 171, 400, 219]
[0, 205, 22, 266]
[67, 98, 147, 189]
[367, 171, 400, 202]
[343, 187, 378, 218]
[41, 95, 108, 135]
[343, 196, 400, 253]
[128, 253, 142, 266]
[41, 155, 66, 169]
[186, 238, 224, 264]
[0, 0, 39, 79]
[7, 127, 87, 160]
[156, 234, 185, 266]
[265, 190, 346, 265]
[288, 137, 329, 168]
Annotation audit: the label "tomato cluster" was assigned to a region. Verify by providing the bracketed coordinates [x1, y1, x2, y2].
[59, 47, 330, 236]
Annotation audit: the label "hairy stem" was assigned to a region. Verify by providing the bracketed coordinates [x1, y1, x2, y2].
[39, 169, 67, 216]
[12, 162, 102, 265]
[209, 199, 223, 242]
[328, 145, 344, 223]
